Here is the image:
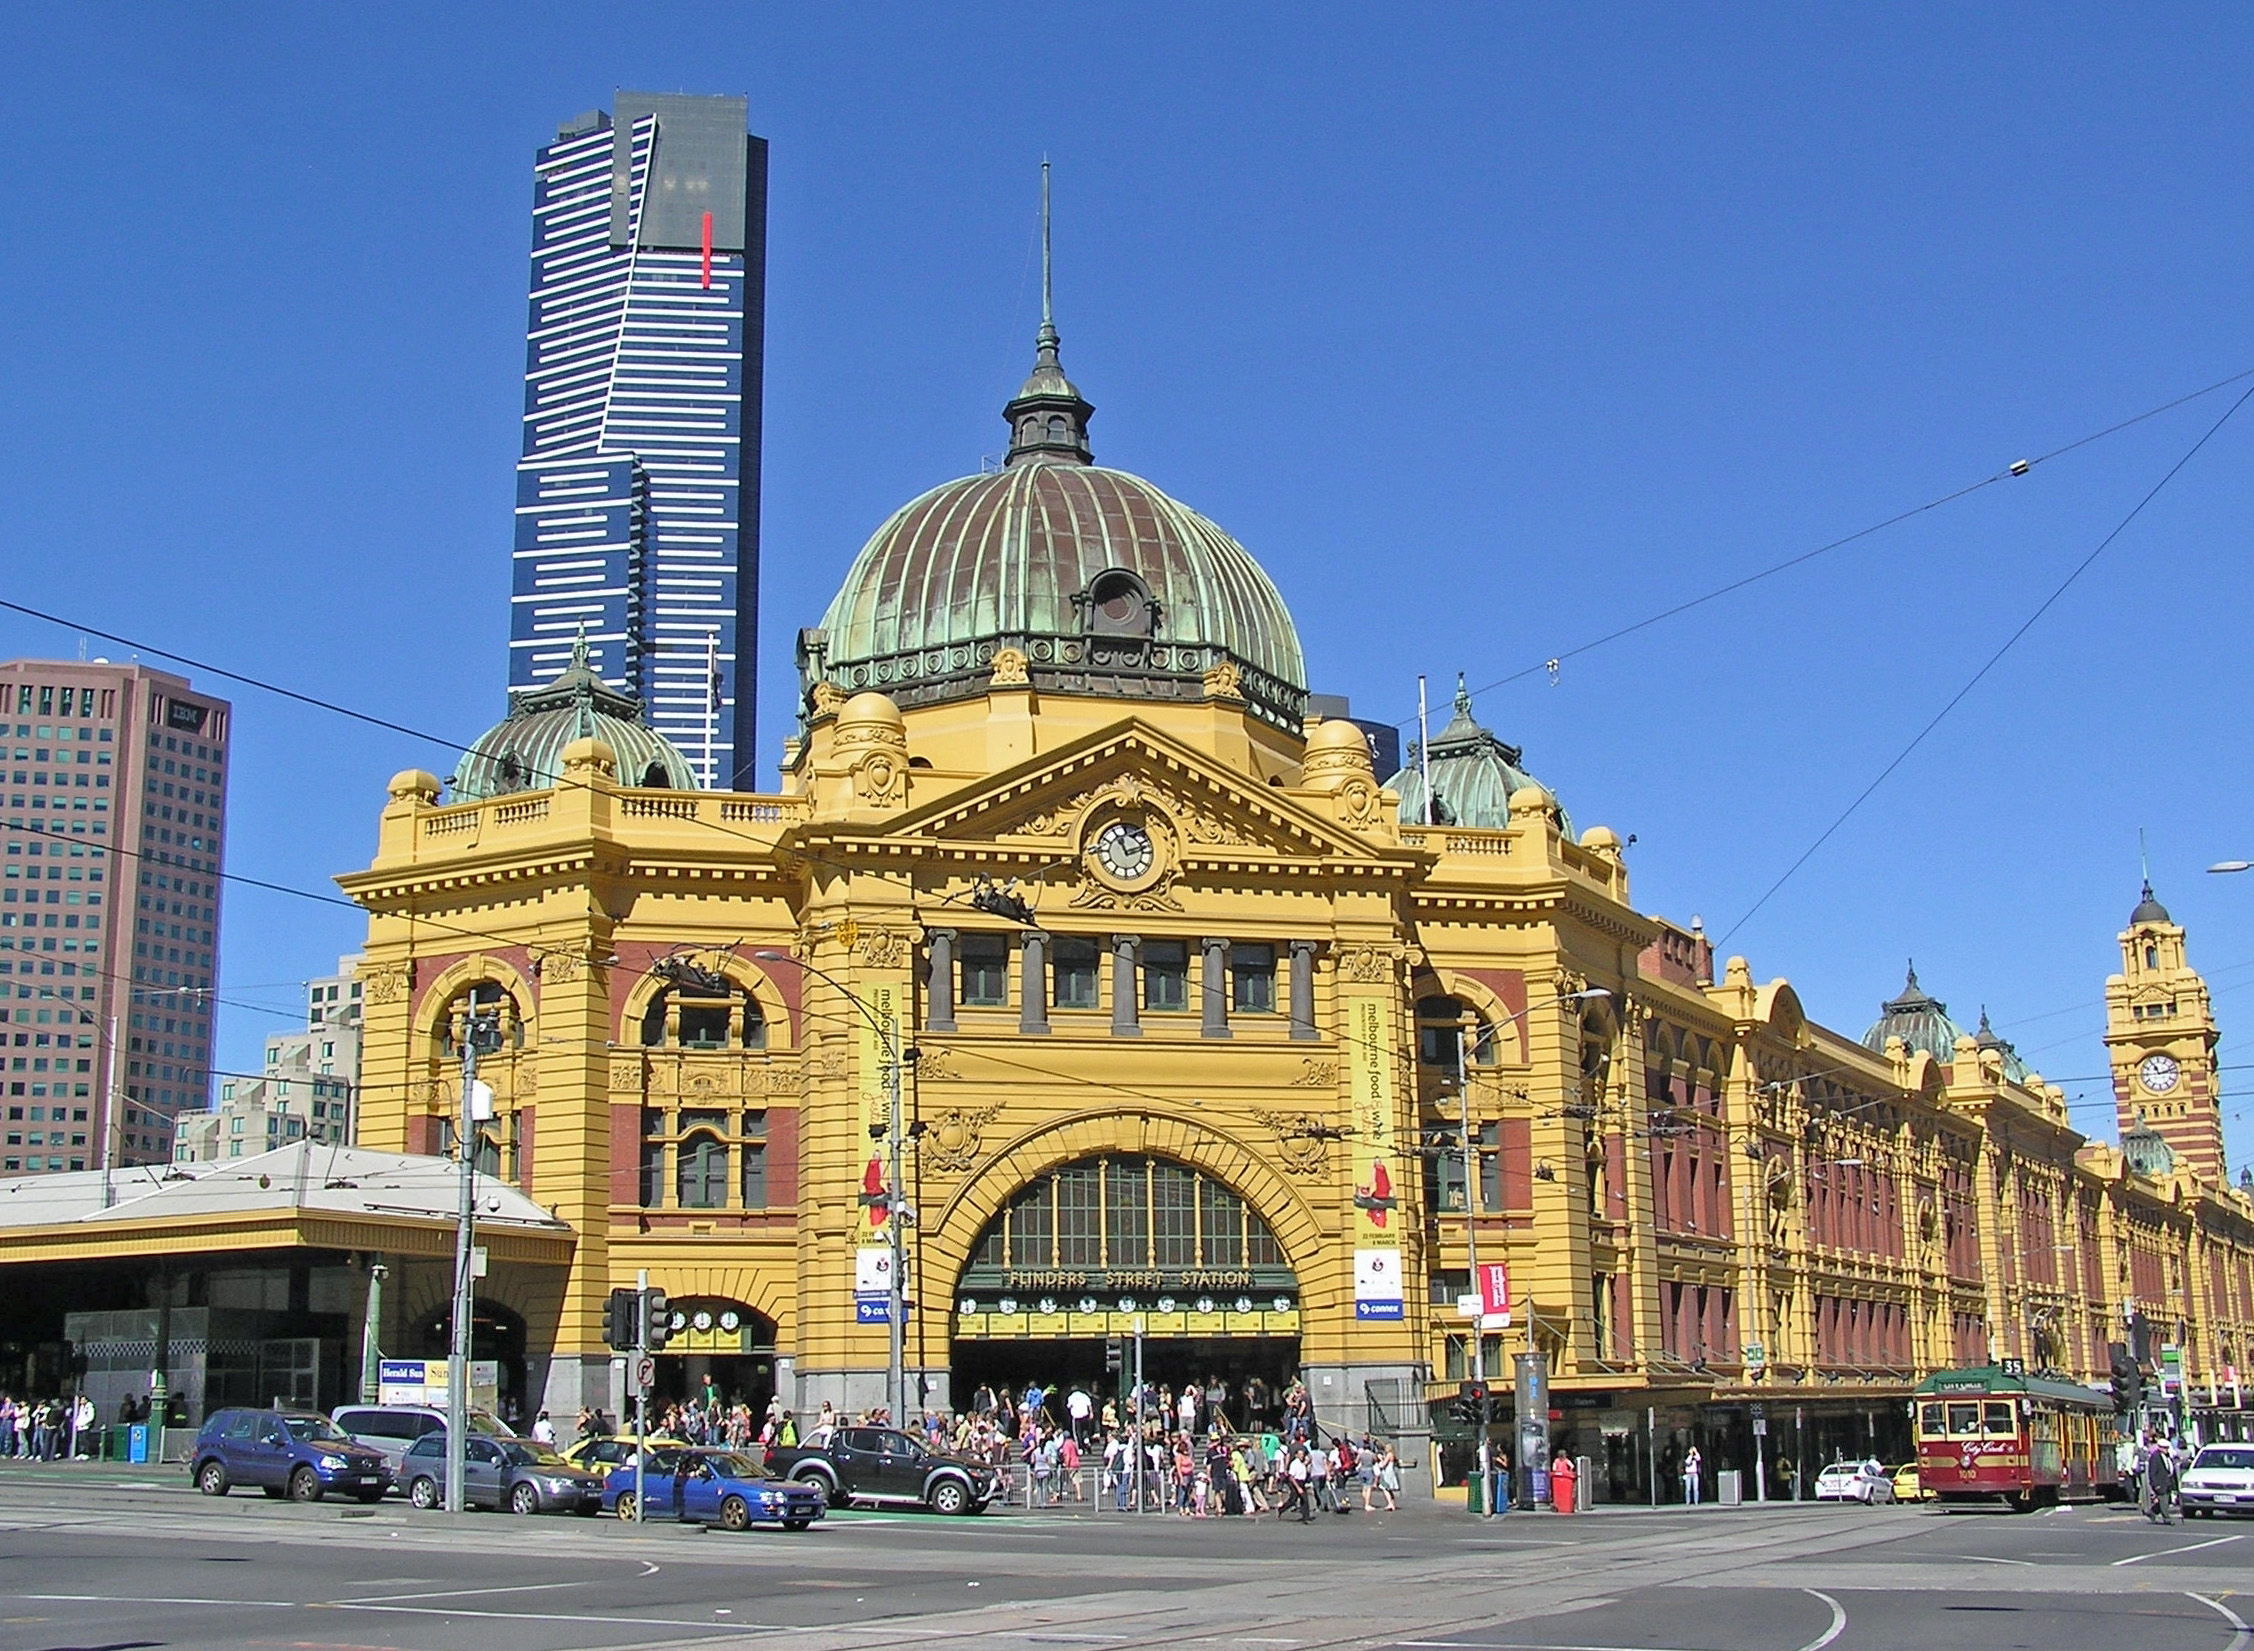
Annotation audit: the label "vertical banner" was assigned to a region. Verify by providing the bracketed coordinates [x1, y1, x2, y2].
[855, 1245, 895, 1324]
[849, 951, 909, 1324]
[1348, 993, 1403, 1319]
[1476, 1260, 1512, 1325]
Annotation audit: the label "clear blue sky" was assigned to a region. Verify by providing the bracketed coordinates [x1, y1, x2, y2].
[4, 4, 2251, 1170]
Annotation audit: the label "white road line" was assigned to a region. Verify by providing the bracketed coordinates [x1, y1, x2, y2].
[18, 1594, 292, 1607]
[2188, 1592, 2254, 1651]
[336, 1578, 597, 1603]
[1798, 1589, 1848, 1651]
[334, 1602, 774, 1630]
[2112, 1533, 2246, 1566]
[1960, 1555, 2037, 1566]
[640, 1560, 661, 1575]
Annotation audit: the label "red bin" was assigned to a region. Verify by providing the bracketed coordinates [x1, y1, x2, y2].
[1551, 1455, 1578, 1514]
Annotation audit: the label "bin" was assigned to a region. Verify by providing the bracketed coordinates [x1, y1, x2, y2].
[1717, 1468, 1743, 1507]
[127, 1423, 151, 1465]
[101, 1425, 129, 1462]
[1551, 1455, 1579, 1514]
[1466, 1470, 1507, 1514]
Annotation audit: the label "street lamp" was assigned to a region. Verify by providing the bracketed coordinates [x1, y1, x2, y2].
[753, 949, 912, 1428]
[446, 1004, 503, 1514]
[1450, 984, 1610, 1516]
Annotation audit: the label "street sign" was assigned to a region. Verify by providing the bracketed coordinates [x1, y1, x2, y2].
[1753, 1418, 1768, 1436]
[636, 1356, 656, 1391]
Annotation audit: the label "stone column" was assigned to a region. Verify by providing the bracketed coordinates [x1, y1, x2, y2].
[1019, 930, 1051, 1035]
[924, 929, 957, 1033]
[1289, 940, 1318, 1041]
[1201, 938, 1233, 1040]
[1111, 936, 1142, 1037]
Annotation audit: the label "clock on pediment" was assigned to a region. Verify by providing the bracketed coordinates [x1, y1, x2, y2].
[1081, 809, 1173, 895]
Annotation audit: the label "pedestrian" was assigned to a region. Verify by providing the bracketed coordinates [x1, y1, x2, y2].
[530, 1410, 556, 1446]
[1066, 1384, 1094, 1446]
[1683, 1443, 1704, 1506]
[2143, 1439, 2178, 1524]
[1287, 1445, 1315, 1522]
[1368, 1441, 1401, 1512]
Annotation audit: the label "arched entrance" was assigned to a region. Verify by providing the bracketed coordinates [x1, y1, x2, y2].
[414, 1296, 528, 1423]
[951, 1154, 1300, 1428]
[647, 1298, 779, 1418]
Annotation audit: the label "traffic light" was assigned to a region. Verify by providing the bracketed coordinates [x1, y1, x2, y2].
[1104, 1338, 1124, 1375]
[641, 1288, 672, 1352]
[2108, 1342, 2143, 1415]
[1452, 1381, 1490, 1426]
[604, 1288, 639, 1351]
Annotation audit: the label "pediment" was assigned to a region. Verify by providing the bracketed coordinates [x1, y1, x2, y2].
[898, 720, 1394, 866]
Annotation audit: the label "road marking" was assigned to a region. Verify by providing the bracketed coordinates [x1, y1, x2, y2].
[1960, 1554, 2037, 1566]
[2113, 1534, 2246, 1566]
[639, 1560, 660, 1575]
[336, 1578, 595, 1603]
[2188, 1593, 2253, 1651]
[20, 1594, 293, 1607]
[1798, 1589, 1848, 1651]
[335, 1602, 773, 1630]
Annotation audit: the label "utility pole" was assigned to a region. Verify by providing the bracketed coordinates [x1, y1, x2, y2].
[886, 1039, 907, 1428]
[446, 1005, 500, 1514]
[1457, 1025, 1495, 1517]
[634, 1268, 650, 1526]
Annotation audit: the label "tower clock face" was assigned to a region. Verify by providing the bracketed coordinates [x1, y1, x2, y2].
[2138, 1053, 2181, 1094]
[1091, 819, 1155, 882]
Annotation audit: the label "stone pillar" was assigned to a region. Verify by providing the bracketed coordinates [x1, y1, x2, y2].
[1289, 940, 1318, 1041]
[1201, 938, 1233, 1039]
[1019, 930, 1050, 1035]
[1111, 936, 1142, 1037]
[925, 929, 957, 1033]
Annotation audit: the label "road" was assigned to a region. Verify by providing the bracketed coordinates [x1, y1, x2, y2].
[0, 1469, 2247, 1651]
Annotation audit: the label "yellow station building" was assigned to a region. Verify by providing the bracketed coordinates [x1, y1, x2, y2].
[5, 315, 2252, 1497]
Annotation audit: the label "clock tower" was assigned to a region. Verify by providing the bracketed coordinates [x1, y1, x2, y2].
[2104, 881, 2225, 1184]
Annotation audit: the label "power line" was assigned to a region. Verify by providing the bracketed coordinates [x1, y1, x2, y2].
[1718, 380, 2254, 945]
[1383, 362, 2254, 728]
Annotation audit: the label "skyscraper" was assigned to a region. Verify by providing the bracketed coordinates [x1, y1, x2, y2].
[508, 93, 767, 789]
[0, 660, 230, 1174]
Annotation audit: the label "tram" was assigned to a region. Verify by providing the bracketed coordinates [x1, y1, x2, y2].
[1913, 1364, 2123, 1509]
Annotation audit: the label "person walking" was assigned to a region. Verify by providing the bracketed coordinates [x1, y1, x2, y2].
[2143, 1439, 2178, 1524]
[1367, 1441, 1401, 1512]
[530, 1410, 556, 1446]
[1286, 1445, 1315, 1522]
[1682, 1443, 1704, 1506]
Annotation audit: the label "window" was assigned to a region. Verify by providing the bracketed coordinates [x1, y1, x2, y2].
[639, 1110, 666, 1207]
[976, 1155, 1288, 1276]
[1230, 944, 1276, 1014]
[677, 1132, 727, 1209]
[1052, 938, 1100, 1010]
[740, 1113, 768, 1207]
[639, 983, 766, 1049]
[1056, 1163, 1100, 1265]
[1143, 941, 1189, 1013]
[961, 935, 1010, 1008]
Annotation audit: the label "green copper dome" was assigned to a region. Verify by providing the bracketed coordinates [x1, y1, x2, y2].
[454, 634, 699, 801]
[1388, 678, 1570, 834]
[802, 303, 1307, 730]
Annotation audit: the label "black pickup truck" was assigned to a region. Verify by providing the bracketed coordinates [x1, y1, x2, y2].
[764, 1425, 1001, 1514]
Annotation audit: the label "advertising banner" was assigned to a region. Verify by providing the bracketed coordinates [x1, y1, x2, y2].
[1476, 1260, 1512, 1326]
[1354, 1247, 1404, 1320]
[854, 970, 903, 1238]
[855, 1245, 896, 1325]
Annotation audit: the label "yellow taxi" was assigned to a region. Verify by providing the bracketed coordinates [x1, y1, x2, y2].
[1891, 1461, 1930, 1502]
[559, 1433, 689, 1474]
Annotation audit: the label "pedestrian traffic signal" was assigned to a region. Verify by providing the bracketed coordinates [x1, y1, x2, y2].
[604, 1288, 639, 1351]
[641, 1287, 672, 1352]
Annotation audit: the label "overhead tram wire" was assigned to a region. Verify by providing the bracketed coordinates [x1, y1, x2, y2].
[1376, 362, 2254, 729]
[1718, 379, 2254, 947]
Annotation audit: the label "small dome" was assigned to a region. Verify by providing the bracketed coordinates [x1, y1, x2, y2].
[1307, 718, 1374, 757]
[1388, 677, 1571, 833]
[454, 632, 699, 801]
[388, 769, 441, 803]
[1971, 1005, 2030, 1084]
[2122, 1112, 2176, 1178]
[837, 691, 905, 728]
[1861, 962, 1973, 1067]
[2131, 880, 2172, 925]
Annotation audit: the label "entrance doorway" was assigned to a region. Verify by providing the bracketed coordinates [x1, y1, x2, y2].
[951, 1334, 1301, 1431]
[414, 1296, 528, 1424]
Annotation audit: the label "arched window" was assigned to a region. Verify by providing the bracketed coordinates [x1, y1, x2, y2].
[1085, 570, 1155, 638]
[966, 1155, 1288, 1275]
[435, 980, 523, 1058]
[677, 1132, 728, 1209]
[639, 760, 670, 788]
[640, 982, 767, 1050]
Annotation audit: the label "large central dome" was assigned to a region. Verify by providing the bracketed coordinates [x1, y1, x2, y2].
[802, 290, 1306, 730]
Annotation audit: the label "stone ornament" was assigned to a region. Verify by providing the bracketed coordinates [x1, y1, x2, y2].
[362, 966, 411, 1006]
[1202, 660, 1244, 701]
[1337, 945, 1396, 984]
[1251, 1110, 1332, 1176]
[989, 647, 1031, 687]
[923, 1103, 1003, 1173]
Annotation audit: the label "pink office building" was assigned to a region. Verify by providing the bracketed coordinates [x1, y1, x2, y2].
[0, 660, 230, 1174]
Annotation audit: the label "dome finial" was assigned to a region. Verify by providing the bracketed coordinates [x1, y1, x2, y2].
[1003, 161, 1095, 467]
[1453, 672, 1472, 719]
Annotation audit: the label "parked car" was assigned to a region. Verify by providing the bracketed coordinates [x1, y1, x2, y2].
[765, 1425, 1001, 1514]
[1813, 1459, 1896, 1504]
[603, 1447, 828, 1530]
[559, 1432, 688, 1474]
[398, 1431, 606, 1514]
[330, 1403, 510, 1475]
[2179, 1443, 2254, 1517]
[1890, 1462, 1930, 1502]
[190, 1407, 393, 1503]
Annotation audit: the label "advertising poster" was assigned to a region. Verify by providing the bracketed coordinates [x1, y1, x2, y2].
[1354, 1247, 1404, 1320]
[855, 1245, 895, 1325]
[1476, 1260, 1512, 1325]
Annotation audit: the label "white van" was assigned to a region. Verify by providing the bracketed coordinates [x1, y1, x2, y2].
[330, 1404, 510, 1474]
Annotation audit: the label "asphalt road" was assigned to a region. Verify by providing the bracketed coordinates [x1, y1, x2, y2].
[0, 1468, 2247, 1651]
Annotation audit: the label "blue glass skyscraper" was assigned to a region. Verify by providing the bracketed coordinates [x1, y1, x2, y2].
[509, 93, 766, 789]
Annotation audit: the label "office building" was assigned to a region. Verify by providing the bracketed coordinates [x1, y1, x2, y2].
[174, 956, 362, 1164]
[0, 661, 230, 1173]
[507, 92, 768, 790]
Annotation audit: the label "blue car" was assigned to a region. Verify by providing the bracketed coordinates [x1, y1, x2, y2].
[602, 1446, 827, 1530]
[191, 1407, 393, 1503]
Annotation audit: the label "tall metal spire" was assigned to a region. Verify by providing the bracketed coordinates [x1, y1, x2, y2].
[1003, 159, 1094, 467]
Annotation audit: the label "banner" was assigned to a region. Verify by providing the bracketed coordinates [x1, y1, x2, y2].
[855, 1245, 896, 1325]
[854, 970, 904, 1237]
[1355, 1247, 1404, 1321]
[1476, 1260, 1511, 1325]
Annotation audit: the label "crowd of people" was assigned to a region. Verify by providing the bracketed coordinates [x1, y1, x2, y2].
[0, 1393, 97, 1459]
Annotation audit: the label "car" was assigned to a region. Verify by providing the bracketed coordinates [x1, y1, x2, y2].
[398, 1431, 607, 1515]
[330, 1403, 512, 1476]
[1813, 1459, 1896, 1504]
[765, 1425, 1001, 1514]
[559, 1432, 689, 1474]
[1890, 1461, 1930, 1502]
[2179, 1443, 2254, 1517]
[190, 1407, 393, 1503]
[602, 1446, 828, 1530]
